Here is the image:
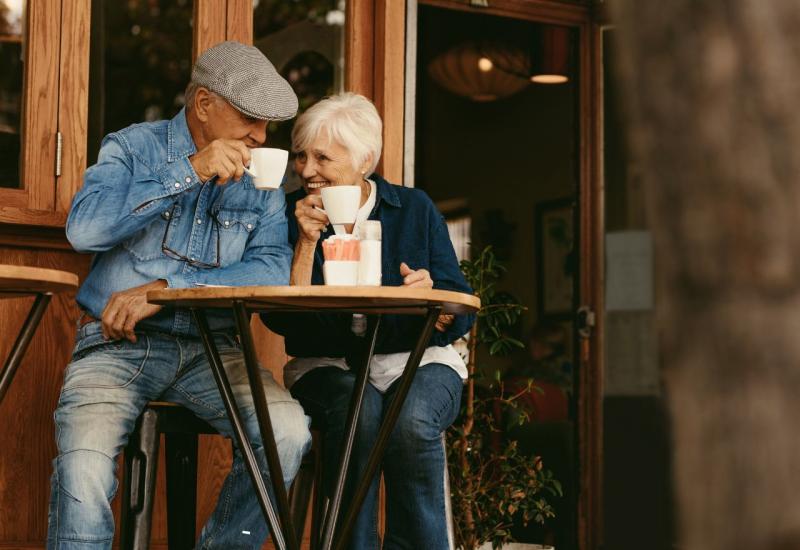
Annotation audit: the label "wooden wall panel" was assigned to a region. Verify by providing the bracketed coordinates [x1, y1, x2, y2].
[346, 0, 375, 98]
[0, 246, 90, 544]
[373, 0, 406, 184]
[56, 0, 92, 213]
[227, 0, 254, 44]
[193, 0, 228, 60]
[19, 0, 60, 211]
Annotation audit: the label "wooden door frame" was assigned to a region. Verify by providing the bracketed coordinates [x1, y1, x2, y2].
[410, 2, 605, 548]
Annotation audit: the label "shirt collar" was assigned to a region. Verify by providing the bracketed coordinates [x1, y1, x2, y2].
[371, 173, 401, 208]
[168, 108, 198, 162]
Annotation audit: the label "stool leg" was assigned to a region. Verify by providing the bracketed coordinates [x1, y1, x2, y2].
[289, 449, 316, 546]
[310, 434, 325, 550]
[121, 408, 160, 550]
[165, 431, 199, 550]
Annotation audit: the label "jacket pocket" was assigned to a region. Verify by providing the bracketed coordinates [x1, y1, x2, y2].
[214, 207, 259, 266]
[64, 335, 150, 392]
[123, 205, 182, 261]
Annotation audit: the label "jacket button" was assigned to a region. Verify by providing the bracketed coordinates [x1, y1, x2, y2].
[184, 176, 192, 183]
[174, 182, 181, 188]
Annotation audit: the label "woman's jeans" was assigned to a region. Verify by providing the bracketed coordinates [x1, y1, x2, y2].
[291, 363, 463, 550]
[46, 322, 311, 550]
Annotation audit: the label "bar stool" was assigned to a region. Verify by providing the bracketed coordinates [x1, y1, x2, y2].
[119, 402, 219, 550]
[119, 402, 322, 550]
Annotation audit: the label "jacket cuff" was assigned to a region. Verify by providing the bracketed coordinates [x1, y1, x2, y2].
[160, 156, 201, 195]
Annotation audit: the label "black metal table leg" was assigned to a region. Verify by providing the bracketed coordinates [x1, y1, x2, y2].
[0, 293, 51, 405]
[232, 301, 299, 550]
[192, 308, 288, 550]
[332, 306, 442, 550]
[319, 315, 382, 550]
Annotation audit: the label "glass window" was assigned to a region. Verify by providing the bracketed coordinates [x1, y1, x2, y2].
[87, 0, 193, 164]
[253, 0, 345, 192]
[0, 0, 24, 189]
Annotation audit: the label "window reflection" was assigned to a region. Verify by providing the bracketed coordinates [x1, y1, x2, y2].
[0, 0, 24, 189]
[253, 0, 344, 192]
[87, 0, 193, 164]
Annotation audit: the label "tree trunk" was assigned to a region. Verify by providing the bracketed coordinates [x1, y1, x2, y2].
[611, 2, 800, 549]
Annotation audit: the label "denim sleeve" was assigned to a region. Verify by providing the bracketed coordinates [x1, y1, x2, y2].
[165, 191, 292, 288]
[376, 207, 476, 353]
[66, 134, 201, 253]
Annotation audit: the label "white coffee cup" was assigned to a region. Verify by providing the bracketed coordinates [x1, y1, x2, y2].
[244, 148, 288, 189]
[319, 185, 361, 224]
[323, 260, 359, 286]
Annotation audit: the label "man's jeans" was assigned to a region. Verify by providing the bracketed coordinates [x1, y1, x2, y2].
[47, 321, 311, 550]
[291, 363, 463, 550]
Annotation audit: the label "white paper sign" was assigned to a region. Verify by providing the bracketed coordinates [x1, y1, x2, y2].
[605, 231, 653, 312]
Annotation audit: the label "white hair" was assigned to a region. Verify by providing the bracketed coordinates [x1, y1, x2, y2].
[291, 92, 383, 175]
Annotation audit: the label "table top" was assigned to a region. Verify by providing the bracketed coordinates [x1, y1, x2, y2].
[148, 285, 480, 315]
[0, 264, 80, 299]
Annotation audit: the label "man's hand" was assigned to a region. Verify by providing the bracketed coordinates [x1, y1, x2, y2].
[399, 262, 433, 288]
[101, 280, 168, 343]
[295, 194, 330, 244]
[189, 139, 251, 184]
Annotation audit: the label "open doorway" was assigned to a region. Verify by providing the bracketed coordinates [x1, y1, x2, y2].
[414, 5, 580, 549]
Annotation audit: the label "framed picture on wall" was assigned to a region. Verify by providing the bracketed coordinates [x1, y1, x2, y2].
[535, 198, 576, 320]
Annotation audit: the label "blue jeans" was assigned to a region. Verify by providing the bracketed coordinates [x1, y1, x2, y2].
[291, 363, 463, 550]
[47, 321, 311, 549]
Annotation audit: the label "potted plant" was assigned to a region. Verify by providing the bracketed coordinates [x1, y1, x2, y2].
[448, 246, 562, 550]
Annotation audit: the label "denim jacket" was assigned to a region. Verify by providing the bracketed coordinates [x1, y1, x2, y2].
[66, 108, 292, 337]
[263, 175, 475, 357]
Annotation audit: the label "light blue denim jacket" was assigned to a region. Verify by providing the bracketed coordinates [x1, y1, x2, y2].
[66, 108, 291, 338]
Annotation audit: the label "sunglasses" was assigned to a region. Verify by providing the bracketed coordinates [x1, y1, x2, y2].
[161, 187, 227, 269]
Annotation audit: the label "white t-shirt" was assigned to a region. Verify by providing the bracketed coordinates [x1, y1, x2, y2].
[283, 180, 468, 392]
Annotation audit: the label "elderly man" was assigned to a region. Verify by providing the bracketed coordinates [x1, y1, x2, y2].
[48, 42, 310, 549]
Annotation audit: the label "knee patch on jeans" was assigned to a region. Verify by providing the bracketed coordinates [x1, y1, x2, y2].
[56, 449, 118, 503]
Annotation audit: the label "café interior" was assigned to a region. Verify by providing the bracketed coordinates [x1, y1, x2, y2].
[0, 1, 672, 549]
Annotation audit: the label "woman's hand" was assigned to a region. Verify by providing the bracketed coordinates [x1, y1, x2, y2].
[399, 262, 433, 288]
[399, 263, 454, 332]
[295, 194, 329, 244]
[434, 314, 454, 333]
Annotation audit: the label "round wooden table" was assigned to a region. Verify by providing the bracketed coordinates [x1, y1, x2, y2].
[0, 265, 79, 404]
[148, 285, 479, 550]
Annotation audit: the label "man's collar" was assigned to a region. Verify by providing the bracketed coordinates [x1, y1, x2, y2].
[168, 108, 198, 162]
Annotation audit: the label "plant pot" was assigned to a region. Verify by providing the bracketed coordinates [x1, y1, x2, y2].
[476, 544, 555, 550]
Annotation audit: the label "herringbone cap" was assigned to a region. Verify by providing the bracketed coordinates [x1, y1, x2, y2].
[192, 41, 298, 121]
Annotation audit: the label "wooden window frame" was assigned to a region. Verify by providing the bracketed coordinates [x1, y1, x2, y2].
[0, 0, 90, 228]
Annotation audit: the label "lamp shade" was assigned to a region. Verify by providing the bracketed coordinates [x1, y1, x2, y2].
[427, 42, 529, 102]
[530, 25, 570, 84]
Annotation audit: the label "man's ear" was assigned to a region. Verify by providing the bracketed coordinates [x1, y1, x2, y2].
[193, 88, 214, 123]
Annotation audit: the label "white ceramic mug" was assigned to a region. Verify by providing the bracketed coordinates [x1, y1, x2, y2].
[319, 185, 361, 224]
[244, 148, 289, 189]
[323, 260, 359, 286]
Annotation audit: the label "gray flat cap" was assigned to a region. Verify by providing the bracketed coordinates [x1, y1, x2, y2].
[191, 41, 298, 121]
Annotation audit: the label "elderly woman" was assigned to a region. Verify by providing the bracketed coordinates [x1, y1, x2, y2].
[263, 92, 474, 549]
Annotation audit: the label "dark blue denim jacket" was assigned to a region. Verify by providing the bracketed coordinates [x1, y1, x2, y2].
[66, 108, 291, 338]
[262, 175, 475, 356]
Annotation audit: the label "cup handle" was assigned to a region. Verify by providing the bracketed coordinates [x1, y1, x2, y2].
[313, 205, 328, 216]
[244, 165, 257, 178]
